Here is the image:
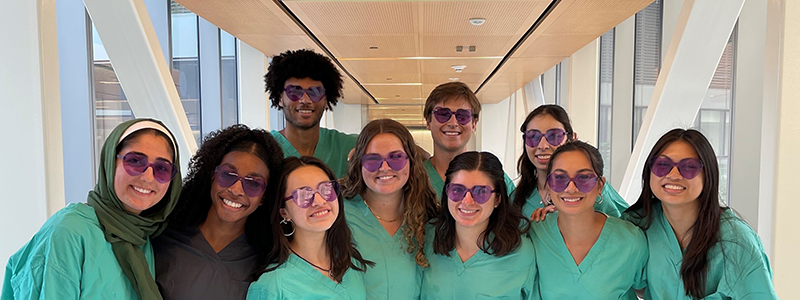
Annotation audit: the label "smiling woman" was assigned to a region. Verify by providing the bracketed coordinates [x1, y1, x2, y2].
[152, 124, 283, 300]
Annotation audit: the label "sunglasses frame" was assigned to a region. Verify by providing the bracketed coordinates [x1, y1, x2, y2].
[650, 156, 704, 179]
[214, 165, 268, 197]
[432, 107, 474, 125]
[284, 180, 340, 209]
[116, 152, 176, 184]
[445, 183, 496, 204]
[523, 128, 567, 148]
[283, 84, 326, 102]
[360, 151, 409, 172]
[546, 172, 599, 193]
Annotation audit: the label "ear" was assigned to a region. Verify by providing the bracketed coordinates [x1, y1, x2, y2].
[347, 148, 355, 162]
[280, 208, 289, 220]
[425, 118, 432, 131]
[572, 132, 578, 141]
[471, 118, 478, 131]
[597, 176, 606, 192]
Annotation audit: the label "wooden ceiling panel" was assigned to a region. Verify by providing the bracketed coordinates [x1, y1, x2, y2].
[372, 98, 425, 105]
[340, 60, 421, 83]
[324, 35, 418, 58]
[365, 85, 423, 99]
[175, 0, 298, 36]
[516, 34, 601, 57]
[540, 0, 649, 35]
[422, 35, 515, 57]
[422, 73, 485, 86]
[421, 59, 500, 76]
[286, 1, 415, 35]
[423, 1, 550, 36]
[235, 34, 317, 57]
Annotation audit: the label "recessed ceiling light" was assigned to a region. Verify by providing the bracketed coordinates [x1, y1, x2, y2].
[469, 18, 486, 26]
[369, 46, 378, 50]
[386, 77, 392, 81]
[449, 78, 459, 81]
[451, 65, 466, 73]
[395, 94, 401, 98]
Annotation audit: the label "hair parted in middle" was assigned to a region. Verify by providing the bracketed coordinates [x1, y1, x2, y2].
[422, 82, 481, 123]
[264, 156, 373, 283]
[433, 151, 530, 257]
[264, 49, 343, 111]
[167, 124, 284, 276]
[545, 140, 605, 179]
[341, 118, 439, 268]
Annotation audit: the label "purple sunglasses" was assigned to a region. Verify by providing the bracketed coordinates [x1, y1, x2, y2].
[546, 172, 598, 193]
[650, 156, 703, 179]
[284, 180, 340, 209]
[524, 129, 567, 148]
[361, 151, 408, 172]
[214, 165, 268, 197]
[284, 85, 326, 102]
[445, 183, 495, 204]
[432, 107, 474, 125]
[117, 152, 176, 184]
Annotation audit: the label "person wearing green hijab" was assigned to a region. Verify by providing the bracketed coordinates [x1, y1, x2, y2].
[2, 118, 182, 300]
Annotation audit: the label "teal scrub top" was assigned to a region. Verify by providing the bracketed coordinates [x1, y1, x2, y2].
[271, 128, 357, 179]
[344, 196, 421, 300]
[624, 204, 777, 300]
[518, 183, 629, 219]
[246, 254, 366, 300]
[531, 212, 647, 299]
[2, 203, 155, 300]
[420, 226, 537, 299]
[423, 159, 516, 201]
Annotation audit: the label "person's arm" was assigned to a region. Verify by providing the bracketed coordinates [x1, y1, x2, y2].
[7, 229, 83, 299]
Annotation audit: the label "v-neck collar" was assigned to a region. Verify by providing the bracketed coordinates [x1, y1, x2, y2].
[348, 196, 402, 240]
[192, 226, 254, 260]
[655, 205, 684, 267]
[448, 247, 488, 276]
[424, 159, 444, 186]
[287, 253, 345, 290]
[272, 129, 325, 157]
[549, 213, 612, 275]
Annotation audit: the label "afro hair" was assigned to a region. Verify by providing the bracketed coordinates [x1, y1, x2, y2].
[264, 49, 343, 110]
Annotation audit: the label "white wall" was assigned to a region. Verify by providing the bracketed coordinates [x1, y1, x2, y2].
[238, 40, 270, 130]
[567, 40, 600, 146]
[331, 103, 364, 135]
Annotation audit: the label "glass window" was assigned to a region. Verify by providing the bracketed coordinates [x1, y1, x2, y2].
[220, 29, 238, 127]
[598, 29, 614, 180]
[694, 25, 736, 205]
[554, 61, 562, 106]
[170, 1, 202, 145]
[632, 0, 662, 147]
[91, 23, 133, 169]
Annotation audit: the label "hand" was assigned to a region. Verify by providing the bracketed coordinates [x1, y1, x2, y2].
[530, 205, 556, 222]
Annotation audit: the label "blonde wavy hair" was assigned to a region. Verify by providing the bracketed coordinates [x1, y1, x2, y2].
[341, 119, 439, 267]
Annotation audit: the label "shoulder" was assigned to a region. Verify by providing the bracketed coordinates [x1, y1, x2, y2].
[42, 204, 102, 243]
[321, 128, 357, 145]
[606, 216, 647, 246]
[718, 210, 766, 257]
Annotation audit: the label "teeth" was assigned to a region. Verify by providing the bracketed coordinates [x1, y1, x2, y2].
[298, 109, 312, 113]
[536, 155, 551, 159]
[311, 210, 330, 217]
[132, 186, 152, 194]
[443, 132, 460, 136]
[222, 198, 243, 208]
[664, 184, 685, 190]
[458, 208, 477, 214]
[378, 176, 394, 180]
[563, 198, 581, 203]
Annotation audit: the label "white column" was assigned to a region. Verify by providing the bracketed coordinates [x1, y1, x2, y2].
[567, 39, 599, 146]
[0, 0, 64, 282]
[238, 40, 270, 130]
[610, 16, 635, 189]
[661, 0, 685, 64]
[772, 0, 800, 297]
[83, 0, 197, 173]
[542, 66, 557, 105]
[619, 0, 745, 203]
[199, 17, 222, 135]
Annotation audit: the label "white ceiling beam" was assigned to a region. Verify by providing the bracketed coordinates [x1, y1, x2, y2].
[619, 0, 745, 203]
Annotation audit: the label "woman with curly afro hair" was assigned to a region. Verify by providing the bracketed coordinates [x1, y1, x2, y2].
[265, 49, 356, 179]
[152, 124, 283, 300]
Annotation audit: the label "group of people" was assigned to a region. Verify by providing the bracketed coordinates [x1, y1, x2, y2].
[1, 49, 777, 300]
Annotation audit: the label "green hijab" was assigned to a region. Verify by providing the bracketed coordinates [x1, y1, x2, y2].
[87, 118, 182, 300]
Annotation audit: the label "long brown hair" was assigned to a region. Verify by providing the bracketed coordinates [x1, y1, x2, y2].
[433, 151, 529, 257]
[263, 156, 373, 282]
[626, 129, 726, 298]
[341, 119, 439, 267]
[513, 105, 575, 208]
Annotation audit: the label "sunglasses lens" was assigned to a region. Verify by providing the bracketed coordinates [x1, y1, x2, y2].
[573, 174, 598, 193]
[151, 161, 175, 183]
[386, 152, 408, 171]
[454, 109, 473, 125]
[470, 186, 493, 204]
[241, 177, 266, 197]
[284, 85, 304, 101]
[361, 154, 383, 172]
[677, 159, 703, 179]
[433, 108, 453, 124]
[546, 174, 570, 193]
[215, 167, 239, 188]
[318, 181, 338, 202]
[121, 153, 148, 174]
[306, 86, 326, 102]
[292, 187, 316, 208]
[524, 131, 543, 148]
[651, 157, 674, 177]
[446, 184, 467, 202]
[544, 129, 566, 146]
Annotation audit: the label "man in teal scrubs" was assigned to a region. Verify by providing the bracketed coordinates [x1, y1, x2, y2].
[264, 49, 356, 178]
[422, 82, 515, 199]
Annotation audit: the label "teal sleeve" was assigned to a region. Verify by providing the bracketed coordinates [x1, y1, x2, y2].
[246, 281, 280, 300]
[725, 238, 777, 299]
[5, 228, 83, 300]
[596, 184, 629, 218]
[2, 262, 12, 299]
[522, 245, 538, 300]
[633, 231, 649, 290]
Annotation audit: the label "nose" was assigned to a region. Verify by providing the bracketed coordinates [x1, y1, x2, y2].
[227, 179, 245, 196]
[378, 160, 391, 171]
[311, 192, 327, 207]
[536, 136, 550, 150]
[564, 180, 579, 192]
[445, 113, 459, 126]
[299, 91, 312, 104]
[665, 165, 682, 180]
[462, 191, 476, 205]
[138, 166, 156, 182]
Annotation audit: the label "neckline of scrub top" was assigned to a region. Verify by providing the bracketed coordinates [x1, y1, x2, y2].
[287, 253, 347, 290]
[549, 212, 612, 275]
[447, 242, 490, 276]
[347, 195, 403, 240]
[423, 159, 444, 188]
[191, 225, 253, 259]
[655, 204, 685, 267]
[526, 188, 545, 208]
[271, 129, 330, 158]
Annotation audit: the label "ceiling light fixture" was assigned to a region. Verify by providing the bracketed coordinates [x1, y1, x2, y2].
[369, 46, 378, 50]
[456, 46, 464, 52]
[469, 46, 476, 52]
[451, 65, 466, 73]
[449, 78, 459, 81]
[469, 18, 486, 26]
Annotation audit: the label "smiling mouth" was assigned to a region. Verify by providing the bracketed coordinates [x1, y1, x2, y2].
[662, 184, 686, 192]
[535, 154, 551, 160]
[222, 198, 246, 209]
[458, 207, 478, 214]
[132, 186, 153, 195]
[561, 197, 583, 204]
[377, 175, 395, 180]
[442, 131, 461, 136]
[310, 209, 331, 217]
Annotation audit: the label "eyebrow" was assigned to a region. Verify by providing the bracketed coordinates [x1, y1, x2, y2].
[220, 163, 267, 178]
[552, 168, 595, 174]
[129, 151, 173, 164]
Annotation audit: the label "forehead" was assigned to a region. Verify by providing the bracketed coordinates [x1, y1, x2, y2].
[449, 169, 493, 187]
[220, 151, 269, 177]
[551, 150, 593, 174]
[285, 165, 330, 192]
[434, 97, 473, 110]
[284, 77, 323, 88]
[118, 133, 173, 162]
[659, 140, 699, 160]
[527, 114, 566, 132]
[365, 133, 405, 154]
